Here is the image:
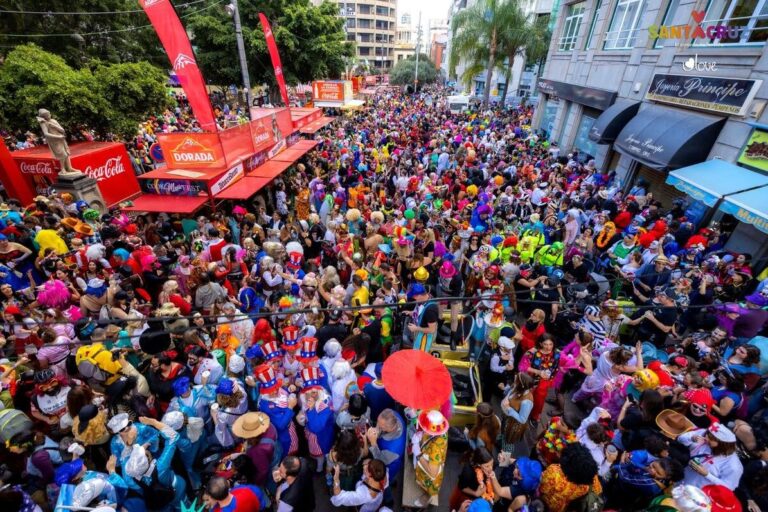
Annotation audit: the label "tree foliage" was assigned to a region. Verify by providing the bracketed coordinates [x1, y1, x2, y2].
[185, 0, 355, 92]
[0, 0, 167, 67]
[0, 44, 172, 139]
[389, 54, 439, 86]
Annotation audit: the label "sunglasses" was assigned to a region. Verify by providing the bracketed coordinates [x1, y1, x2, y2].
[119, 421, 133, 434]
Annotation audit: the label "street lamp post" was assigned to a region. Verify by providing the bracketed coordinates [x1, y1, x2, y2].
[226, 0, 252, 110]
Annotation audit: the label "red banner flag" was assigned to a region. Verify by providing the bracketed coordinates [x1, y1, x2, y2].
[140, 0, 217, 132]
[259, 13, 290, 107]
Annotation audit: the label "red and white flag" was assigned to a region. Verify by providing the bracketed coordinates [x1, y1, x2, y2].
[259, 13, 290, 107]
[140, 0, 217, 132]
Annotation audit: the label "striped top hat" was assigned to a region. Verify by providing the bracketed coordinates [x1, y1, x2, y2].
[300, 366, 323, 392]
[261, 340, 283, 362]
[254, 364, 283, 394]
[297, 337, 319, 363]
[281, 325, 301, 352]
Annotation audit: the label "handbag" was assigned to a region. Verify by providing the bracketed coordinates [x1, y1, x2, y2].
[569, 483, 604, 512]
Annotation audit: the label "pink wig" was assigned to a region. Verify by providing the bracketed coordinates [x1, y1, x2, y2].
[140, 254, 157, 273]
[63, 305, 83, 323]
[37, 280, 72, 309]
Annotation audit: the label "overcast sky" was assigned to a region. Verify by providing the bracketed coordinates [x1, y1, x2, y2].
[398, 0, 452, 33]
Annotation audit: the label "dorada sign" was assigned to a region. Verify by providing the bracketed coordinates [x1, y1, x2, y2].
[646, 73, 762, 116]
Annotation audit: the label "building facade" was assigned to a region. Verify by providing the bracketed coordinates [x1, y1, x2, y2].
[534, 0, 768, 258]
[321, 0, 397, 70]
[394, 12, 417, 63]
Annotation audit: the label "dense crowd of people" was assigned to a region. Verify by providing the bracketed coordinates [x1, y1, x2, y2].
[0, 86, 767, 512]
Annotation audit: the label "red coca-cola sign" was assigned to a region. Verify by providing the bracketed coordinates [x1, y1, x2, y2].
[11, 142, 140, 208]
[83, 156, 126, 182]
[18, 160, 56, 175]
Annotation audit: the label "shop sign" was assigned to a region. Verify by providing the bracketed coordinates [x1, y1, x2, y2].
[646, 73, 761, 116]
[268, 139, 286, 159]
[245, 150, 268, 172]
[720, 201, 768, 234]
[536, 79, 617, 110]
[158, 133, 225, 169]
[17, 159, 57, 175]
[287, 132, 300, 147]
[141, 179, 208, 196]
[737, 129, 768, 173]
[620, 133, 666, 161]
[73, 145, 140, 207]
[312, 81, 345, 102]
[250, 115, 278, 153]
[210, 162, 244, 195]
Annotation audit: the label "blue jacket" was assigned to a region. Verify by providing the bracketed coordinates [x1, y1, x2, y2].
[259, 397, 295, 456]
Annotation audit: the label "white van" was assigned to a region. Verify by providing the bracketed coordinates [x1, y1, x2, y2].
[448, 95, 471, 114]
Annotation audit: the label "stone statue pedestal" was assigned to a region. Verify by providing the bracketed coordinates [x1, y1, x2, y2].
[55, 173, 107, 213]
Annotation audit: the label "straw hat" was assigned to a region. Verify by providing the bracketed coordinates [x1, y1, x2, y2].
[232, 412, 271, 439]
[656, 409, 696, 439]
[156, 303, 181, 318]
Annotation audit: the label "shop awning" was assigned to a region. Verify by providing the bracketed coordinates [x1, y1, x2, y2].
[122, 194, 207, 214]
[614, 105, 726, 171]
[341, 100, 366, 110]
[588, 100, 640, 144]
[272, 141, 319, 163]
[299, 116, 336, 134]
[248, 159, 293, 179]
[666, 160, 768, 207]
[214, 176, 274, 200]
[291, 139, 319, 151]
[719, 185, 768, 234]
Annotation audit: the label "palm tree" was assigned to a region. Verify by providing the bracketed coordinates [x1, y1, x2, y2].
[496, 2, 529, 105]
[525, 15, 553, 71]
[450, 0, 517, 108]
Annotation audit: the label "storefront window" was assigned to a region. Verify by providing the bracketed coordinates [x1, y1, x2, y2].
[540, 98, 560, 140]
[573, 112, 598, 158]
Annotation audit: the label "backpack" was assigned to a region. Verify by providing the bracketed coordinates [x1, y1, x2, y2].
[75, 343, 122, 385]
[569, 484, 604, 512]
[0, 408, 33, 443]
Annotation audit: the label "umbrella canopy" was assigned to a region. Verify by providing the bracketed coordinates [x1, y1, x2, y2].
[382, 349, 452, 410]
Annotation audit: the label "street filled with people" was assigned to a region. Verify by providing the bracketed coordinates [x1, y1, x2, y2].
[1, 86, 768, 512]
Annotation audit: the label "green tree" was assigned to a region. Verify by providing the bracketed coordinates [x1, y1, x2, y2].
[0, 44, 172, 139]
[184, 0, 354, 100]
[389, 54, 439, 87]
[0, 0, 168, 67]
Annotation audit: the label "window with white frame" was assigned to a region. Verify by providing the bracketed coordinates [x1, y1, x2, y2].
[559, 2, 586, 51]
[603, 0, 645, 49]
[697, 0, 768, 45]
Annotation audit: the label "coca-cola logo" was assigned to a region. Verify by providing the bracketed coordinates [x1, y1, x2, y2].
[19, 161, 54, 175]
[84, 156, 126, 182]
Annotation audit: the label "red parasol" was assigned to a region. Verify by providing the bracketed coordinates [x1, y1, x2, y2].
[382, 349, 452, 410]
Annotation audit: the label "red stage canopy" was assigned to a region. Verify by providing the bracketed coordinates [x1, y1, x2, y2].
[123, 194, 207, 214]
[215, 176, 273, 200]
[299, 116, 336, 134]
[248, 160, 293, 179]
[292, 139, 319, 151]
